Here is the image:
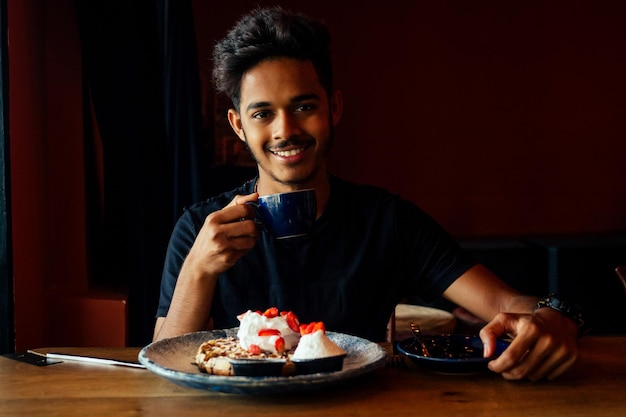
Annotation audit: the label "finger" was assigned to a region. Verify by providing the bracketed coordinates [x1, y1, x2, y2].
[213, 203, 257, 224]
[527, 337, 578, 381]
[217, 216, 260, 241]
[498, 340, 549, 381]
[235, 192, 259, 205]
[228, 235, 258, 251]
[479, 320, 505, 358]
[229, 220, 261, 243]
[198, 212, 259, 255]
[525, 356, 560, 382]
[479, 313, 519, 357]
[545, 354, 577, 381]
[500, 344, 564, 382]
[206, 224, 259, 267]
[483, 319, 541, 377]
[488, 335, 535, 376]
[225, 193, 258, 208]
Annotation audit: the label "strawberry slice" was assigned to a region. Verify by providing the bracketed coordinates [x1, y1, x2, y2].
[274, 337, 285, 354]
[282, 311, 300, 332]
[300, 321, 326, 335]
[312, 322, 326, 334]
[258, 328, 281, 336]
[248, 344, 262, 355]
[262, 307, 279, 318]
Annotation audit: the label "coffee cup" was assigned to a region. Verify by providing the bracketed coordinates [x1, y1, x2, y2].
[250, 189, 317, 239]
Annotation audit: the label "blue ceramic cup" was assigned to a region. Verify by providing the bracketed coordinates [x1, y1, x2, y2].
[252, 189, 317, 239]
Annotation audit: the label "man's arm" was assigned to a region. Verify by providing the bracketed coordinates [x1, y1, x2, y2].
[443, 264, 535, 319]
[153, 194, 259, 342]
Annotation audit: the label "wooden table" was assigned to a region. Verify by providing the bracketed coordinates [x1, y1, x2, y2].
[1, 336, 624, 416]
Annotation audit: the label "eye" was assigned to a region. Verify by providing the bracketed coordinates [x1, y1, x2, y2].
[294, 103, 316, 113]
[251, 110, 271, 120]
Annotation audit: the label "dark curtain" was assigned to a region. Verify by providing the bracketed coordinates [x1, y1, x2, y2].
[0, 0, 14, 354]
[76, 0, 206, 346]
[156, 0, 205, 219]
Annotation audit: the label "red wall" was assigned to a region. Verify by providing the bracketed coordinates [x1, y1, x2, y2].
[194, 0, 626, 237]
[8, 0, 49, 351]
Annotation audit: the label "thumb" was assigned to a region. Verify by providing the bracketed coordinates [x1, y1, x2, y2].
[227, 193, 259, 208]
[479, 319, 505, 358]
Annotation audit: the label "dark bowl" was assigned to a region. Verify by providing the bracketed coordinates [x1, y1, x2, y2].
[396, 334, 510, 374]
[291, 354, 347, 375]
[229, 358, 289, 377]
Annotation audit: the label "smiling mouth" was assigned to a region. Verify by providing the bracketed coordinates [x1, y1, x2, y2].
[271, 147, 305, 157]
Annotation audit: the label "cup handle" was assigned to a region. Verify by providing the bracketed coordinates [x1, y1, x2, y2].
[245, 201, 266, 230]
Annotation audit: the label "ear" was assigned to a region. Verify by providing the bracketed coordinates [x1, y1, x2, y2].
[227, 108, 246, 142]
[329, 89, 343, 126]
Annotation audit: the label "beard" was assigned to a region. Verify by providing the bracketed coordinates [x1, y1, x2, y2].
[241, 123, 334, 188]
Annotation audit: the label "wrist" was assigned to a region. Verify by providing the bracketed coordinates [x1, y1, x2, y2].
[533, 293, 586, 336]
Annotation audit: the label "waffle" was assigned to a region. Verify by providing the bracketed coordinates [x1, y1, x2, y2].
[195, 337, 290, 376]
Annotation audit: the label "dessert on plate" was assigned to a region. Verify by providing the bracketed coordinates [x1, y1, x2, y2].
[195, 307, 298, 376]
[292, 321, 346, 359]
[236, 307, 301, 355]
[195, 307, 346, 376]
[290, 321, 347, 375]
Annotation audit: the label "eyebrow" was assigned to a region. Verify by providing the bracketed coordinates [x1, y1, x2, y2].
[245, 93, 321, 112]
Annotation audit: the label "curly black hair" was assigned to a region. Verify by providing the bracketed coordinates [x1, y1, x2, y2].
[212, 6, 333, 111]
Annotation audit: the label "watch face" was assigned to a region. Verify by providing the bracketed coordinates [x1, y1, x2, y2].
[548, 297, 568, 310]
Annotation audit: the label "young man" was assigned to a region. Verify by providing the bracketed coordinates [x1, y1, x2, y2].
[154, 6, 580, 381]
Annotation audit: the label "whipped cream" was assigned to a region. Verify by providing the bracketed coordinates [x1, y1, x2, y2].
[291, 330, 346, 360]
[236, 310, 300, 354]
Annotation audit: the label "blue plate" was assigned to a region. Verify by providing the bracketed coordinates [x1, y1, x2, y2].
[396, 334, 510, 374]
[138, 329, 387, 395]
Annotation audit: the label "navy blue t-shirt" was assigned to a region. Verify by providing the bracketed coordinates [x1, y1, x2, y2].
[157, 175, 476, 342]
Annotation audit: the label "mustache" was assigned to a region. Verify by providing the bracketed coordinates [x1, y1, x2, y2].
[266, 138, 314, 152]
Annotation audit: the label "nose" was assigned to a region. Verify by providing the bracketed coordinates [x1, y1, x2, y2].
[273, 111, 302, 140]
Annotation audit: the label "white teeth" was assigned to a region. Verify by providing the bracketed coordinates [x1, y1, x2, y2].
[273, 148, 303, 157]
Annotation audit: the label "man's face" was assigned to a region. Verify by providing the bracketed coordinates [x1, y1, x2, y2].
[228, 58, 342, 192]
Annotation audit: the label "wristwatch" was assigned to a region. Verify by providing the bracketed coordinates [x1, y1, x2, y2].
[533, 293, 585, 329]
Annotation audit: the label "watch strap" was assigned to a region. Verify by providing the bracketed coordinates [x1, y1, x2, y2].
[534, 293, 585, 329]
